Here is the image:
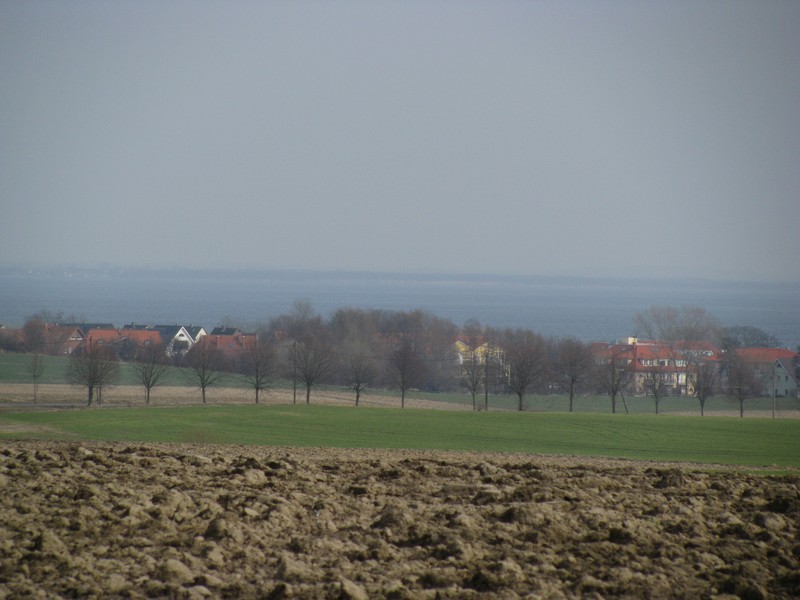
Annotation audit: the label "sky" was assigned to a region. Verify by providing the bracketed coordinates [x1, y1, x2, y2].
[1, 1, 799, 282]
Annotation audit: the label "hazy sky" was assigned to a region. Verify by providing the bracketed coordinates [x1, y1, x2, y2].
[2, 1, 799, 281]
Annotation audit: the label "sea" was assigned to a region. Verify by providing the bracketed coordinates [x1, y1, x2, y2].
[1, 268, 798, 347]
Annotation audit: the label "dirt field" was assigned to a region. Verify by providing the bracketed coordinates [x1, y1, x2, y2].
[2, 383, 799, 419]
[1, 441, 798, 599]
[0, 384, 468, 411]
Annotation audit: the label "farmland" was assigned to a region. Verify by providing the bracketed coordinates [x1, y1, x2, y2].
[1, 403, 799, 468]
[2, 357, 799, 598]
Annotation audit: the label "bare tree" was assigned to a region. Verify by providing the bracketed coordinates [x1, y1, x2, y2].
[503, 330, 546, 412]
[346, 350, 377, 407]
[185, 340, 225, 404]
[553, 337, 594, 412]
[461, 350, 484, 411]
[269, 299, 327, 342]
[0, 326, 22, 353]
[22, 317, 46, 353]
[240, 338, 277, 404]
[481, 327, 504, 411]
[724, 353, 761, 418]
[459, 321, 490, 410]
[388, 338, 426, 408]
[596, 357, 632, 414]
[690, 360, 718, 417]
[635, 305, 719, 342]
[132, 343, 169, 405]
[22, 317, 47, 403]
[26, 352, 46, 404]
[634, 305, 721, 395]
[421, 313, 459, 392]
[641, 368, 669, 414]
[721, 325, 780, 349]
[65, 346, 120, 406]
[294, 337, 337, 404]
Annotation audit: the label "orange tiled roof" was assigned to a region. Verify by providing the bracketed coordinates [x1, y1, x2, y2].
[85, 328, 122, 348]
[735, 347, 798, 364]
[123, 329, 163, 347]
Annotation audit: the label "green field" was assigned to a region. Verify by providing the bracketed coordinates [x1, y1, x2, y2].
[2, 352, 799, 468]
[0, 353, 190, 387]
[0, 352, 245, 388]
[1, 404, 798, 467]
[3, 352, 798, 415]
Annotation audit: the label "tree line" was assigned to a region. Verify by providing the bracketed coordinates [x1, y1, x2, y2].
[3, 303, 791, 415]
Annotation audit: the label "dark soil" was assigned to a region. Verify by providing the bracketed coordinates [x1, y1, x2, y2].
[1, 441, 798, 599]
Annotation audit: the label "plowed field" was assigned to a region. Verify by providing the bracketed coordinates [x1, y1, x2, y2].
[2, 442, 798, 598]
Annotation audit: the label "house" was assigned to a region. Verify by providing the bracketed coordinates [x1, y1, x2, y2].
[121, 324, 198, 356]
[735, 347, 799, 398]
[84, 327, 124, 352]
[185, 325, 207, 344]
[209, 326, 241, 336]
[44, 324, 85, 356]
[201, 329, 258, 361]
[453, 336, 503, 366]
[60, 323, 115, 334]
[121, 328, 164, 349]
[590, 338, 723, 396]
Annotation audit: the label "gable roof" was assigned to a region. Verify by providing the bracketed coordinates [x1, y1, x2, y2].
[121, 323, 193, 343]
[210, 326, 241, 336]
[85, 328, 123, 350]
[184, 325, 206, 341]
[60, 323, 115, 334]
[45, 324, 84, 344]
[735, 347, 798, 364]
[201, 332, 257, 356]
[122, 329, 163, 347]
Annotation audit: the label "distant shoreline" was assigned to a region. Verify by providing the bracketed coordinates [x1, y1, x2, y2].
[2, 269, 798, 347]
[2, 264, 798, 288]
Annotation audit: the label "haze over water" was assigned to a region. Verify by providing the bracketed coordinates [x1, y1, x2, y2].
[2, 268, 797, 348]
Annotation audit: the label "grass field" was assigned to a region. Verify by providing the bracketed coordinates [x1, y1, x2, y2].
[1, 404, 798, 467]
[0, 352, 195, 387]
[3, 352, 799, 415]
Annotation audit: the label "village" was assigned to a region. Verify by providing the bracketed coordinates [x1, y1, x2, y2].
[4, 313, 798, 404]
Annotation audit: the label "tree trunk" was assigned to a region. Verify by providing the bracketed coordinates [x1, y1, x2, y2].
[401, 390, 405, 409]
[255, 388, 260, 404]
[306, 386, 311, 405]
[87, 386, 94, 406]
[518, 393, 524, 412]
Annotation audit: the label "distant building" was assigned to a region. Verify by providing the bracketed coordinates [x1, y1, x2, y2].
[121, 324, 200, 356]
[735, 347, 799, 398]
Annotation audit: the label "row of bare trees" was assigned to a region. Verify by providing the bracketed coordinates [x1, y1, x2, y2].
[8, 304, 784, 414]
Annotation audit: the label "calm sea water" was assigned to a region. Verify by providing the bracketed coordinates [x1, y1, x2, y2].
[1, 269, 798, 347]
